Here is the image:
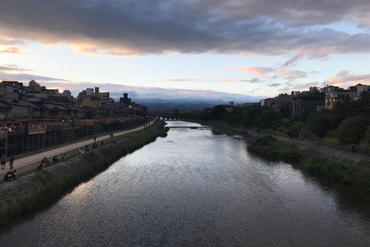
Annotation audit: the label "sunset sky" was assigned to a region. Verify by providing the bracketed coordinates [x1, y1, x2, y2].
[1, 0, 370, 103]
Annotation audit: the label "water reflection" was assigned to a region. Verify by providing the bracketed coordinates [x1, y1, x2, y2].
[1, 121, 370, 246]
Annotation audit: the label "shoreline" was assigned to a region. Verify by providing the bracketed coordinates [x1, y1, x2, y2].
[0, 120, 167, 227]
[183, 119, 370, 171]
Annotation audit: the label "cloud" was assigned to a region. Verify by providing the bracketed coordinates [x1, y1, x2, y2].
[21, 80, 262, 103]
[278, 70, 307, 79]
[0, 46, 27, 54]
[222, 79, 233, 82]
[269, 83, 280, 87]
[239, 78, 261, 83]
[236, 66, 274, 75]
[325, 71, 370, 86]
[0, 64, 31, 72]
[164, 78, 201, 82]
[336, 70, 350, 77]
[0, 70, 67, 82]
[283, 53, 307, 66]
[293, 81, 319, 90]
[1, 1, 370, 57]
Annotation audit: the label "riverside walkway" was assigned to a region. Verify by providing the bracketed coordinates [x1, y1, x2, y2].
[0, 120, 155, 177]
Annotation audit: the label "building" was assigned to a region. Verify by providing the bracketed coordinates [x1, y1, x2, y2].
[321, 84, 368, 109]
[0, 81, 26, 99]
[291, 87, 325, 115]
[120, 93, 131, 105]
[260, 98, 275, 108]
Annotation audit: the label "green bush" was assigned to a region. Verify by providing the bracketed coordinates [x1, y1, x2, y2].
[336, 117, 369, 144]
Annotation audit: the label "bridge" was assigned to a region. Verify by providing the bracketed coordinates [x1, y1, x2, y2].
[154, 115, 179, 120]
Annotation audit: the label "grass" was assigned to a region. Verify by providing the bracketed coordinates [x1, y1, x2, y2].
[248, 135, 370, 190]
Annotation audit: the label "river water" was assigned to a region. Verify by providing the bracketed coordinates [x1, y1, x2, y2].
[1, 121, 370, 246]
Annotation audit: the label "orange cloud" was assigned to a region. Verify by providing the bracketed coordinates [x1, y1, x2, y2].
[0, 46, 27, 55]
[236, 65, 274, 76]
[222, 79, 233, 82]
[326, 76, 342, 84]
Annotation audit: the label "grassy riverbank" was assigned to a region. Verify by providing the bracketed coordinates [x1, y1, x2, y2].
[248, 135, 370, 190]
[0, 120, 167, 227]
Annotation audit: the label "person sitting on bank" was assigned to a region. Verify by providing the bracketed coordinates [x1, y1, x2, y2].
[61, 153, 66, 162]
[41, 157, 50, 166]
[12, 170, 18, 180]
[52, 155, 59, 164]
[85, 145, 90, 152]
[3, 171, 13, 181]
[79, 148, 84, 154]
[37, 163, 45, 172]
[101, 141, 104, 146]
[92, 143, 98, 149]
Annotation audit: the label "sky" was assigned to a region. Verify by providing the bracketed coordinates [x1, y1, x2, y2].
[1, 0, 370, 103]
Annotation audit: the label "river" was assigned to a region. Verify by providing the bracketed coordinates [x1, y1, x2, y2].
[1, 121, 370, 246]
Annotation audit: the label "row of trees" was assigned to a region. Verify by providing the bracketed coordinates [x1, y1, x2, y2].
[180, 91, 370, 147]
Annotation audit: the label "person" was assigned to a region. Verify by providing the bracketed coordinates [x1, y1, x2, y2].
[101, 140, 104, 146]
[3, 172, 10, 181]
[61, 153, 66, 162]
[52, 155, 59, 164]
[85, 145, 90, 152]
[92, 143, 98, 149]
[41, 157, 50, 166]
[111, 132, 113, 138]
[12, 170, 18, 180]
[112, 139, 116, 144]
[94, 136, 96, 142]
[1, 154, 6, 170]
[9, 156, 14, 169]
[352, 144, 356, 153]
[79, 148, 84, 154]
[37, 163, 45, 172]
[4, 171, 13, 181]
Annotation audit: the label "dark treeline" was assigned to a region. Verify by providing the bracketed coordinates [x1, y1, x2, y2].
[180, 91, 370, 150]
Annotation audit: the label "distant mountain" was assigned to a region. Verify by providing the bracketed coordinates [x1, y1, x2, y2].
[129, 96, 261, 115]
[142, 102, 216, 115]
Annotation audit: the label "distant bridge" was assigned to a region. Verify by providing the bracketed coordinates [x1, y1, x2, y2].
[154, 115, 179, 120]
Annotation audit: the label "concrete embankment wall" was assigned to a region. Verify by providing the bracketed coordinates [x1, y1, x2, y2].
[0, 121, 166, 226]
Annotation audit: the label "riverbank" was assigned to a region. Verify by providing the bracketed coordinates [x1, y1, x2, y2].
[182, 119, 370, 189]
[247, 135, 370, 190]
[0, 120, 167, 226]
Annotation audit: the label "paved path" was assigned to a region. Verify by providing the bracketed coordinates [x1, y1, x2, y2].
[249, 131, 370, 162]
[0, 120, 155, 176]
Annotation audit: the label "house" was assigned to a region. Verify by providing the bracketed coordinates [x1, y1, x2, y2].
[321, 84, 368, 109]
[292, 87, 325, 115]
[0, 81, 26, 99]
[260, 98, 275, 108]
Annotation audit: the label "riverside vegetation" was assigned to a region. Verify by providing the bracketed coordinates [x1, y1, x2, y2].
[0, 120, 169, 226]
[248, 135, 370, 190]
[180, 91, 370, 152]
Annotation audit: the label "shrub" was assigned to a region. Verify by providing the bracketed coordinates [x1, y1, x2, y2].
[336, 117, 369, 144]
[312, 117, 331, 138]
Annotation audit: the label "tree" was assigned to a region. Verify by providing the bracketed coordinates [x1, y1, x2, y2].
[212, 105, 227, 121]
[336, 116, 369, 144]
[256, 109, 281, 129]
[241, 107, 262, 127]
[312, 117, 331, 138]
[226, 107, 243, 124]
